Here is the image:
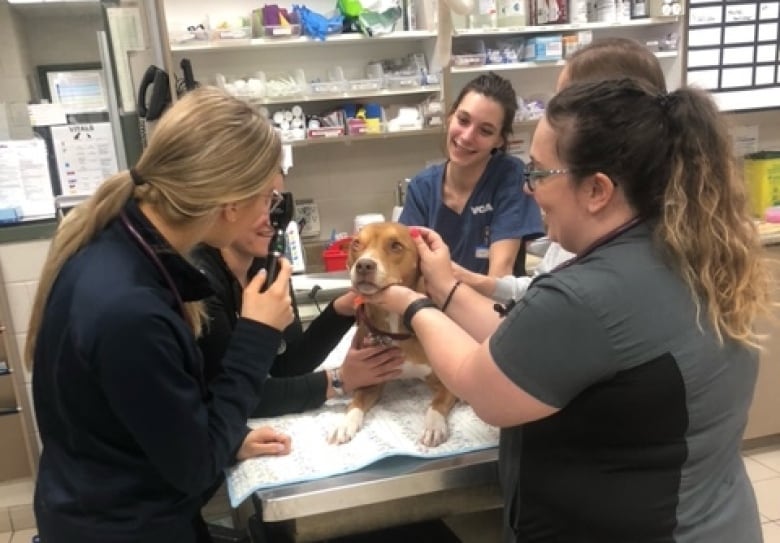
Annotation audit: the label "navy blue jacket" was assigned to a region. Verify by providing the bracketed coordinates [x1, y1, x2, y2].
[32, 199, 282, 542]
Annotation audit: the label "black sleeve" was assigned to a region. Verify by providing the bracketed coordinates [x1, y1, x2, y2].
[270, 301, 354, 378]
[251, 371, 329, 417]
[198, 289, 236, 384]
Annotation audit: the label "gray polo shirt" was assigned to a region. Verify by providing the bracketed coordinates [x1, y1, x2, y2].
[490, 222, 760, 542]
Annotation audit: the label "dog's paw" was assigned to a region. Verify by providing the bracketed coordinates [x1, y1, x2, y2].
[327, 408, 365, 444]
[420, 407, 449, 447]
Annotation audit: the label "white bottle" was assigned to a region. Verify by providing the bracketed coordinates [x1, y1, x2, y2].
[470, 0, 498, 28]
[498, 0, 527, 27]
[569, 0, 589, 22]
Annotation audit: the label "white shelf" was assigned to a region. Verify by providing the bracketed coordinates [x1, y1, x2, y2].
[244, 85, 442, 106]
[451, 50, 678, 74]
[171, 30, 437, 53]
[452, 60, 565, 74]
[452, 17, 681, 37]
[287, 127, 441, 147]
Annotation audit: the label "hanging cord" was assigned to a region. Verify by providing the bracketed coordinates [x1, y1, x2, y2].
[307, 285, 323, 314]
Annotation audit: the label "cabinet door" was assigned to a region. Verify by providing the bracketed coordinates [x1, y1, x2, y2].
[744, 245, 780, 440]
[0, 323, 31, 481]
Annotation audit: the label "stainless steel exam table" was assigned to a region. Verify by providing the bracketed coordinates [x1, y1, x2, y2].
[240, 448, 501, 542]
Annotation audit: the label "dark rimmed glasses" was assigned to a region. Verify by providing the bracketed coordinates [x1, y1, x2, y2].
[523, 168, 571, 192]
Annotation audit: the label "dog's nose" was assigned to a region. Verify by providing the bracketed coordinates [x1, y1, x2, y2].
[355, 258, 377, 275]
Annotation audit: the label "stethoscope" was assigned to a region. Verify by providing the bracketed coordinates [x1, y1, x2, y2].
[119, 210, 190, 328]
[494, 216, 643, 317]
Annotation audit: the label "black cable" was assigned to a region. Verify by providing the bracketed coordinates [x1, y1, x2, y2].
[308, 285, 323, 314]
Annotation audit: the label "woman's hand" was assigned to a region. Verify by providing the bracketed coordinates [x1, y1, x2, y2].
[363, 284, 424, 316]
[236, 426, 291, 460]
[332, 291, 358, 317]
[339, 333, 404, 393]
[242, 258, 294, 331]
[411, 228, 458, 302]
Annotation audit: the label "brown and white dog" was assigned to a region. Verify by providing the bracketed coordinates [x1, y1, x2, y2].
[327, 222, 458, 447]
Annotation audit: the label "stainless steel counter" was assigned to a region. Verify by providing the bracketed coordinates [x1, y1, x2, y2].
[250, 448, 501, 542]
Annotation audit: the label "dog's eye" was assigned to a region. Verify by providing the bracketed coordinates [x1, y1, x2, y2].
[351, 239, 362, 251]
[390, 241, 405, 252]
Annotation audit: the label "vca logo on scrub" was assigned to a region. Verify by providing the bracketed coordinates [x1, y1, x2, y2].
[471, 203, 494, 215]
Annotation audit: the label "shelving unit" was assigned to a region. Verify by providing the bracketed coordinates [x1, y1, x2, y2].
[158, 0, 684, 147]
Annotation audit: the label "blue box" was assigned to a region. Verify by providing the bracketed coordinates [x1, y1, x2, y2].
[523, 35, 563, 61]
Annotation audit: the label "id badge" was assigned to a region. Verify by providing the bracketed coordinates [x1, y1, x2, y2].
[475, 246, 489, 259]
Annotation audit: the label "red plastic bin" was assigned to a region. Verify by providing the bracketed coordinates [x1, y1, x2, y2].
[322, 237, 352, 272]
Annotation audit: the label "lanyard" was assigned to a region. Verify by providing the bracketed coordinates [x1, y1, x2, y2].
[551, 216, 643, 273]
[494, 217, 643, 317]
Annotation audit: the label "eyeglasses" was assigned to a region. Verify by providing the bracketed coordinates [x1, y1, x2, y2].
[523, 168, 570, 192]
[263, 190, 284, 213]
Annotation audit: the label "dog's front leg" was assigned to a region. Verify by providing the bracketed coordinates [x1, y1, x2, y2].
[422, 377, 458, 447]
[328, 384, 384, 444]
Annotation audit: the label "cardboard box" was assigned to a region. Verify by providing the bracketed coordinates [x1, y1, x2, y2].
[523, 35, 563, 61]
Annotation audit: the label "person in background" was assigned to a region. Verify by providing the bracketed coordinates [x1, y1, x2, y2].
[26, 87, 295, 543]
[192, 191, 405, 417]
[399, 72, 544, 277]
[365, 78, 770, 541]
[454, 37, 667, 303]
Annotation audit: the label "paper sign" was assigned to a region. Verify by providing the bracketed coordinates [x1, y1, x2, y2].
[0, 139, 55, 219]
[51, 123, 119, 195]
[27, 103, 67, 127]
[731, 125, 759, 156]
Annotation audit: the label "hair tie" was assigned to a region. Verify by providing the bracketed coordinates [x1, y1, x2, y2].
[129, 168, 146, 186]
[656, 93, 676, 112]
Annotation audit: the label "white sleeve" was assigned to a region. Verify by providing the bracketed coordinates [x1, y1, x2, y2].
[493, 275, 533, 303]
[535, 243, 575, 274]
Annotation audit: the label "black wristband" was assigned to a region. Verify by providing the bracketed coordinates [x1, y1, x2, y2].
[402, 297, 439, 331]
[440, 280, 462, 313]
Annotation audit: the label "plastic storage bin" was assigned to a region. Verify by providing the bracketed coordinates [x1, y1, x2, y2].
[309, 80, 348, 94]
[261, 24, 302, 38]
[322, 238, 352, 272]
[384, 73, 423, 89]
[744, 151, 780, 217]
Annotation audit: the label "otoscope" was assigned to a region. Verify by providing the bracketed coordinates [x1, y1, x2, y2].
[261, 191, 295, 292]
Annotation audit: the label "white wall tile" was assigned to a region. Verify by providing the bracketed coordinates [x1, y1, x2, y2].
[0, 241, 50, 284]
[3, 284, 31, 339]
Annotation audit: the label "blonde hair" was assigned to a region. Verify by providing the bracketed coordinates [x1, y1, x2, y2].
[547, 79, 769, 348]
[26, 87, 281, 367]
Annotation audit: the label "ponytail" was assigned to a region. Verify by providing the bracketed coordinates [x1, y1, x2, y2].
[656, 88, 769, 347]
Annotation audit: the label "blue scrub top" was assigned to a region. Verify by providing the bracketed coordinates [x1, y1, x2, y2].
[399, 152, 544, 274]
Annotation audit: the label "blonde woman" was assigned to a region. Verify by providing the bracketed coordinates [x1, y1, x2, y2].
[27, 87, 294, 543]
[366, 79, 769, 541]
